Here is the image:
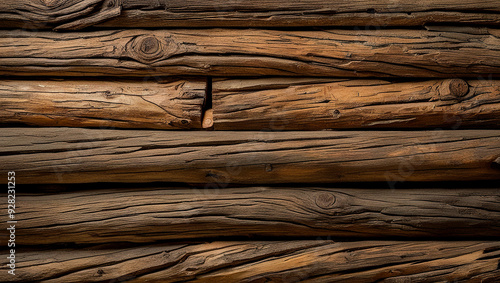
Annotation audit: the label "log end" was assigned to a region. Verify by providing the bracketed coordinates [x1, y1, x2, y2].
[202, 109, 214, 128]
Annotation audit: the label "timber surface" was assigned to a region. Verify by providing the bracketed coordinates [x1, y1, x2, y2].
[0, 78, 206, 129]
[8, 240, 500, 282]
[1, 128, 499, 184]
[14, 187, 500, 245]
[2, 0, 500, 29]
[213, 78, 500, 130]
[2, 27, 500, 77]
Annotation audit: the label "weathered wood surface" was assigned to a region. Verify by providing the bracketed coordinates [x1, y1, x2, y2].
[1, 128, 499, 184]
[2, 0, 500, 30]
[13, 187, 500, 245]
[0, 78, 206, 129]
[8, 240, 500, 282]
[213, 78, 500, 130]
[2, 27, 500, 78]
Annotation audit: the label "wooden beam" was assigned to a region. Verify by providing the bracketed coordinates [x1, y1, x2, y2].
[11, 241, 500, 282]
[0, 78, 206, 129]
[213, 78, 500, 130]
[2, 27, 500, 78]
[13, 187, 500, 245]
[2, 0, 500, 29]
[1, 128, 499, 184]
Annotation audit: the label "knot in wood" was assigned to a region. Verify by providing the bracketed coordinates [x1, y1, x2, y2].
[439, 79, 469, 100]
[130, 35, 165, 64]
[315, 192, 336, 209]
[40, 0, 62, 8]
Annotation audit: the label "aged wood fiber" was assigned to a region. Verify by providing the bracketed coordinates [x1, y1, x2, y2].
[13, 187, 500, 245]
[8, 241, 500, 282]
[2, 0, 500, 29]
[0, 78, 206, 129]
[213, 78, 500, 130]
[1, 128, 499, 184]
[1, 27, 500, 77]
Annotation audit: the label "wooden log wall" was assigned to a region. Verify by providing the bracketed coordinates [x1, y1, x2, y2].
[1, 0, 500, 282]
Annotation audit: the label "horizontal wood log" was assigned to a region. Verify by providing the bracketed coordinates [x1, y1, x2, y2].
[0, 79, 206, 129]
[2, 27, 500, 78]
[213, 78, 500, 130]
[8, 241, 500, 282]
[1, 128, 499, 184]
[2, 0, 500, 30]
[13, 187, 500, 245]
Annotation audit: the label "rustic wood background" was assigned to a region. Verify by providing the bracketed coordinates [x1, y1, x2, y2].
[0, 0, 499, 282]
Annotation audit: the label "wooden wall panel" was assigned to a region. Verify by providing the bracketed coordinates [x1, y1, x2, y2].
[213, 78, 500, 130]
[2, 0, 500, 29]
[9, 241, 500, 282]
[13, 187, 500, 245]
[0, 78, 207, 129]
[1, 27, 500, 77]
[1, 128, 499, 184]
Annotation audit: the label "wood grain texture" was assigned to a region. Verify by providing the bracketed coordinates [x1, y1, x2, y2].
[8, 241, 500, 282]
[2, 27, 500, 77]
[213, 78, 500, 130]
[13, 187, 500, 245]
[1, 128, 499, 184]
[0, 78, 206, 129]
[3, 0, 500, 29]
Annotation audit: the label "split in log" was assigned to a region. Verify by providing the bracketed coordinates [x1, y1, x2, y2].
[8, 240, 500, 282]
[13, 187, 500, 245]
[2, 0, 500, 29]
[0, 78, 206, 129]
[1, 128, 499, 184]
[2, 27, 500, 77]
[213, 78, 500, 130]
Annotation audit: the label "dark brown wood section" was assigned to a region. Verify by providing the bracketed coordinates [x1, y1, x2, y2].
[1, 128, 499, 184]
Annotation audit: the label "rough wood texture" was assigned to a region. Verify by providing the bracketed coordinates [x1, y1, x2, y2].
[9, 241, 500, 282]
[14, 187, 500, 245]
[213, 78, 500, 130]
[1, 128, 499, 184]
[2, 0, 500, 29]
[0, 78, 206, 129]
[2, 27, 500, 78]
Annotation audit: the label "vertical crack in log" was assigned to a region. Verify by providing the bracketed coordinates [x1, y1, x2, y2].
[202, 77, 214, 129]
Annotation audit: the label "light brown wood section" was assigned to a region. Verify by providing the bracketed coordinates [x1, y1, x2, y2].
[13, 187, 500, 245]
[2, 0, 500, 29]
[0, 78, 206, 129]
[213, 78, 500, 130]
[9, 241, 500, 282]
[2, 27, 500, 77]
[1, 128, 499, 184]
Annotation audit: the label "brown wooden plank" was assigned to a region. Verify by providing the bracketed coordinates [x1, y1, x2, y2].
[2, 27, 500, 78]
[1, 128, 499, 184]
[0, 78, 206, 129]
[213, 78, 500, 130]
[9, 241, 500, 282]
[2, 0, 500, 29]
[13, 187, 500, 245]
